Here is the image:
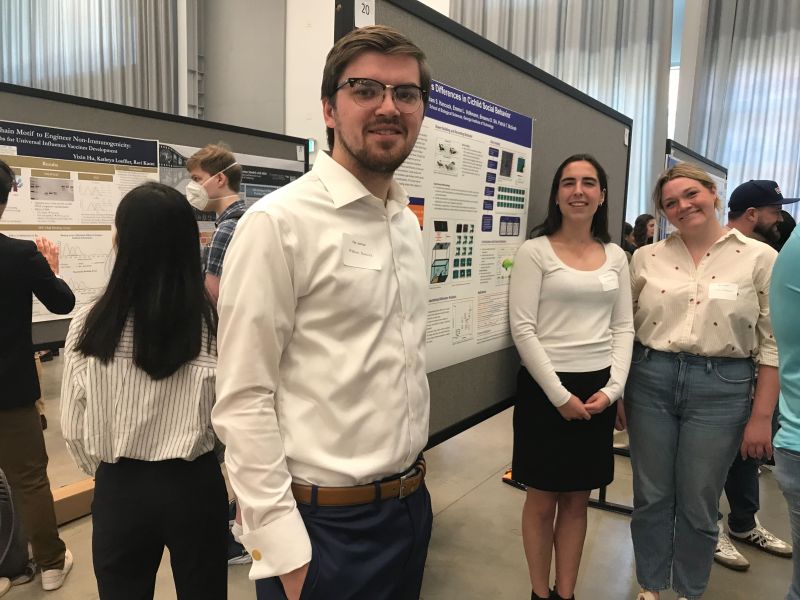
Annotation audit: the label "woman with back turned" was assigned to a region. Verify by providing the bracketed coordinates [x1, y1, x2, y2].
[60, 182, 227, 599]
[510, 154, 634, 600]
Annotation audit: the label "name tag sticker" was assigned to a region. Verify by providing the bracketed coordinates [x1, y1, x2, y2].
[709, 282, 738, 300]
[342, 233, 381, 270]
[598, 271, 619, 291]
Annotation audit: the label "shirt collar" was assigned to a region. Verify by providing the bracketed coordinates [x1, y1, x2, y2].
[666, 226, 748, 246]
[312, 151, 409, 210]
[216, 199, 246, 226]
[724, 226, 756, 244]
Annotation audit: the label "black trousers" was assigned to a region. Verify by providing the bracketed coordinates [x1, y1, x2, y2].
[256, 482, 433, 600]
[92, 452, 228, 600]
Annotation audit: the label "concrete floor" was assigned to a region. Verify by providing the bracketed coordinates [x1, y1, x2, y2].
[11, 356, 795, 599]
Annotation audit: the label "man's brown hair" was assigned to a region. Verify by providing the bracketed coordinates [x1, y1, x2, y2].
[186, 143, 242, 192]
[320, 25, 431, 150]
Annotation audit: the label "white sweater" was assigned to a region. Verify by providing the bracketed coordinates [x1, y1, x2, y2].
[509, 236, 634, 407]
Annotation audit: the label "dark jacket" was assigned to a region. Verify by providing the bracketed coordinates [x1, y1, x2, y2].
[0, 234, 75, 410]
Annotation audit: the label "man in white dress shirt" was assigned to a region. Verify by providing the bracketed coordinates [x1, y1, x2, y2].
[212, 25, 432, 600]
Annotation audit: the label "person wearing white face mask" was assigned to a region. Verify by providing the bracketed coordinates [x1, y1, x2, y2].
[185, 143, 251, 568]
[186, 143, 245, 305]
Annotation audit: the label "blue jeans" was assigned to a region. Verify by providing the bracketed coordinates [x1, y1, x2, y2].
[774, 447, 800, 600]
[626, 345, 753, 599]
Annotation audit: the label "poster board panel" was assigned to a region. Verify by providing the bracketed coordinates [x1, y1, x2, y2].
[0, 82, 308, 348]
[375, 0, 633, 441]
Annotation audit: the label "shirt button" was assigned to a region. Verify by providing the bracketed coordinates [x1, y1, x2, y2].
[251, 549, 262, 561]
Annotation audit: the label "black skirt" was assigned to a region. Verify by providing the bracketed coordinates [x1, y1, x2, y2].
[512, 366, 615, 492]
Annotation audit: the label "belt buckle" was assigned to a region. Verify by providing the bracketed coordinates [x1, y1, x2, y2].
[398, 471, 412, 499]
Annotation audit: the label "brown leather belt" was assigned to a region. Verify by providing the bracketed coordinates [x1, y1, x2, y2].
[291, 458, 426, 506]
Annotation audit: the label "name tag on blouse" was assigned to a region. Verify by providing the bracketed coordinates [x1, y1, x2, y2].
[342, 233, 382, 270]
[598, 271, 619, 291]
[709, 282, 738, 300]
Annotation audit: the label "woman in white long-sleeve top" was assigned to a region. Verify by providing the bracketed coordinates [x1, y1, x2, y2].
[510, 154, 634, 600]
[60, 182, 227, 600]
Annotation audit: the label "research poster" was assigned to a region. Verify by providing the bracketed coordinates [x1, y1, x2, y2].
[395, 81, 534, 372]
[158, 142, 304, 243]
[0, 121, 158, 322]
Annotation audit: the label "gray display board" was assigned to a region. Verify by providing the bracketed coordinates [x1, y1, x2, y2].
[0, 82, 308, 349]
[366, 0, 634, 445]
[665, 139, 727, 180]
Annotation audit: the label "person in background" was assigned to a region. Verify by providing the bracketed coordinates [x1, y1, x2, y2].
[726, 180, 798, 245]
[622, 221, 637, 255]
[212, 25, 432, 600]
[186, 142, 245, 305]
[711, 180, 797, 571]
[621, 163, 779, 600]
[185, 142, 250, 566]
[773, 210, 797, 252]
[60, 182, 227, 600]
[633, 213, 655, 248]
[0, 158, 75, 592]
[770, 220, 800, 600]
[510, 154, 633, 600]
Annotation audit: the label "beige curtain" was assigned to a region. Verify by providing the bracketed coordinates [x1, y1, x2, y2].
[0, 0, 180, 113]
[687, 0, 800, 214]
[450, 0, 673, 222]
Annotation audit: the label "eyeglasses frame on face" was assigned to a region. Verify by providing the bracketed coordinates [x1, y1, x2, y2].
[334, 77, 428, 114]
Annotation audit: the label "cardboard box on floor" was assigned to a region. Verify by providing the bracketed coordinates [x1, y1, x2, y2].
[52, 478, 94, 525]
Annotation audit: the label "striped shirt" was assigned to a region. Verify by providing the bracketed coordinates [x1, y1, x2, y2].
[60, 305, 218, 476]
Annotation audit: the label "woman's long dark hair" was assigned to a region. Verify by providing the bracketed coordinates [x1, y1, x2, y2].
[529, 154, 611, 242]
[76, 182, 217, 380]
[632, 213, 654, 247]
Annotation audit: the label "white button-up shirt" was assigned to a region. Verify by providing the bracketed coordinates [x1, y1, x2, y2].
[631, 228, 778, 366]
[212, 150, 430, 580]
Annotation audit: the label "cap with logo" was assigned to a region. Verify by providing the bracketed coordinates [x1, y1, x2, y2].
[728, 180, 800, 212]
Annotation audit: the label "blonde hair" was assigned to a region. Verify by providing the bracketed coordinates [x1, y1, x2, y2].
[651, 163, 721, 214]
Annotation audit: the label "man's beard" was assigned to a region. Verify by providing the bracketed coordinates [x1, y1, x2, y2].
[339, 118, 413, 174]
[754, 221, 780, 242]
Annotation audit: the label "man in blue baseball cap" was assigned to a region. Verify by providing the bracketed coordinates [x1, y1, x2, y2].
[714, 179, 798, 572]
[727, 180, 800, 243]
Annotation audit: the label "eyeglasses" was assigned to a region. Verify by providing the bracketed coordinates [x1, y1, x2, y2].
[334, 78, 427, 114]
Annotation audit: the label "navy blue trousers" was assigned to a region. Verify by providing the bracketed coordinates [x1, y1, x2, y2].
[256, 482, 432, 600]
[718, 405, 781, 532]
[721, 453, 760, 533]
